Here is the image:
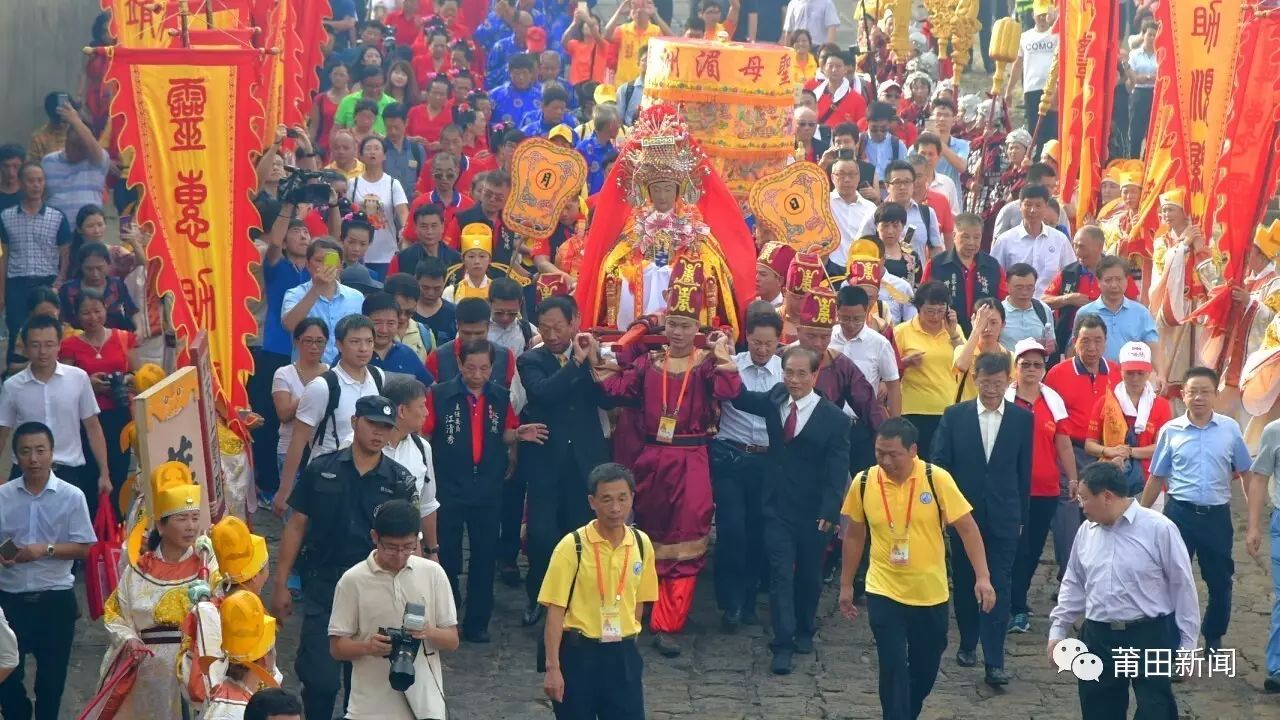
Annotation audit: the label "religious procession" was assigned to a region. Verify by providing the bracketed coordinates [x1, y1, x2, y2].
[0, 0, 1279, 718]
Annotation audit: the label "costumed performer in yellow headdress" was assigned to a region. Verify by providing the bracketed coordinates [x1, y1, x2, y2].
[443, 223, 496, 303]
[96, 461, 215, 719]
[200, 591, 280, 719]
[1217, 221, 1280, 446]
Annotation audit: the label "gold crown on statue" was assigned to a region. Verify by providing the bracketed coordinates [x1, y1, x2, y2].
[616, 104, 707, 206]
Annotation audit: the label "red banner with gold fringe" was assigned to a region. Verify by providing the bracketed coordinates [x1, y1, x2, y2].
[1056, 0, 1120, 227]
[104, 45, 263, 416]
[1189, 4, 1280, 337]
[287, 0, 332, 127]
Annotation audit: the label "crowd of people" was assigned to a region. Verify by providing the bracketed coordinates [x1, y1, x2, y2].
[0, 0, 1279, 719]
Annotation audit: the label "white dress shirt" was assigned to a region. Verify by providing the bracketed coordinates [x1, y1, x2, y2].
[295, 364, 383, 454]
[991, 222, 1077, 296]
[977, 400, 1005, 462]
[929, 173, 962, 216]
[0, 474, 97, 593]
[829, 190, 878, 268]
[784, 390, 821, 437]
[0, 363, 100, 467]
[718, 352, 782, 447]
[384, 434, 441, 518]
[831, 324, 900, 389]
[1049, 500, 1201, 650]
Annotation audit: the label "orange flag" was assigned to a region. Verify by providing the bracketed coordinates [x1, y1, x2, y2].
[1189, 4, 1280, 336]
[104, 46, 264, 416]
[1056, 0, 1121, 228]
[102, 0, 254, 48]
[287, 0, 333, 127]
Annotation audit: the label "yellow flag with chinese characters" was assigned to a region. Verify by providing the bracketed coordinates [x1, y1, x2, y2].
[105, 46, 263, 420]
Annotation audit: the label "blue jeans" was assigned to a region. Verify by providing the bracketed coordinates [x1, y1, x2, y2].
[1268, 509, 1280, 675]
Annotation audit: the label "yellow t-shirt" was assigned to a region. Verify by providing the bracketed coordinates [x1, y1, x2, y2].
[538, 521, 659, 639]
[840, 460, 973, 607]
[895, 317, 964, 416]
[952, 345, 1014, 402]
[614, 22, 661, 86]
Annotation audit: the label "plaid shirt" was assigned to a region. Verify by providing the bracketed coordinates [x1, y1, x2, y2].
[0, 204, 70, 278]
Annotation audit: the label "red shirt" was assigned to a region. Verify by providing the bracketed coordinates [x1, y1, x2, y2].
[1044, 357, 1122, 443]
[59, 329, 139, 411]
[924, 189, 954, 234]
[411, 53, 453, 85]
[812, 84, 868, 128]
[422, 385, 519, 464]
[400, 190, 474, 246]
[1086, 391, 1173, 475]
[304, 208, 330, 238]
[405, 103, 454, 146]
[1044, 268, 1140, 302]
[1013, 392, 1066, 497]
[385, 7, 433, 46]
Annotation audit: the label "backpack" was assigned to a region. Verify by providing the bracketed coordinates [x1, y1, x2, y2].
[311, 366, 386, 452]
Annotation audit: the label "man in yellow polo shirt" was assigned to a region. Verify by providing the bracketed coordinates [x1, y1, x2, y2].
[539, 463, 658, 720]
[838, 418, 995, 720]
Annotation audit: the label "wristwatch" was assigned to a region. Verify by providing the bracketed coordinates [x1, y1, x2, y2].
[425, 546, 439, 555]
[45, 544, 55, 557]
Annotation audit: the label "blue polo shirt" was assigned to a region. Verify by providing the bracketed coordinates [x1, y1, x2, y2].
[262, 256, 309, 356]
[576, 136, 617, 194]
[281, 281, 366, 364]
[1073, 297, 1158, 360]
[1149, 412, 1252, 506]
[370, 341, 435, 387]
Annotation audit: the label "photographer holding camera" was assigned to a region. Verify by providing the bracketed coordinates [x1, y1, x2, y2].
[329, 499, 458, 720]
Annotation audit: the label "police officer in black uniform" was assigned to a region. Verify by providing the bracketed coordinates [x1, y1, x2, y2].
[269, 395, 419, 720]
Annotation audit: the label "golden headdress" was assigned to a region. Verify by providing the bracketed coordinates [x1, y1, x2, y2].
[614, 104, 709, 207]
[1255, 220, 1280, 262]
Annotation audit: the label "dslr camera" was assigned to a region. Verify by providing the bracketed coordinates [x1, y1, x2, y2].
[278, 166, 344, 207]
[379, 602, 426, 692]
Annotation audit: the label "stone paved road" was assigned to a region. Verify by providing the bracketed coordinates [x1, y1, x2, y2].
[55, 492, 1279, 719]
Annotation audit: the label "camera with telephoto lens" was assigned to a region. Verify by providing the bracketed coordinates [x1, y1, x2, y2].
[107, 372, 131, 408]
[380, 602, 426, 692]
[278, 166, 344, 206]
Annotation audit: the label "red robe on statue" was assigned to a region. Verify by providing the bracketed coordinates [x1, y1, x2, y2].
[598, 350, 742, 633]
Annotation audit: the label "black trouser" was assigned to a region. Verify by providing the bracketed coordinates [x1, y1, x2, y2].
[1164, 499, 1234, 647]
[553, 634, 645, 720]
[904, 415, 941, 463]
[295, 571, 351, 720]
[247, 348, 290, 495]
[709, 440, 766, 615]
[1077, 616, 1178, 720]
[438, 501, 501, 635]
[978, 0, 997, 69]
[0, 588, 77, 720]
[764, 515, 828, 653]
[1128, 86, 1154, 159]
[79, 407, 131, 516]
[498, 464, 527, 572]
[1023, 91, 1059, 155]
[950, 525, 1017, 669]
[866, 593, 949, 720]
[4, 275, 56, 364]
[1011, 495, 1062, 615]
[526, 454, 593, 606]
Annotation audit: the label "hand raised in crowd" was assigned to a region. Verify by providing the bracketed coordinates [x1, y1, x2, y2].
[944, 308, 959, 334]
[56, 101, 85, 128]
[312, 262, 340, 288]
[516, 423, 549, 444]
[273, 124, 288, 146]
[708, 331, 733, 365]
[290, 125, 313, 154]
[572, 332, 594, 364]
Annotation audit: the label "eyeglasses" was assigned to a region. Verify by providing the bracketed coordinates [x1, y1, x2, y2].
[887, 179, 913, 186]
[433, 172, 457, 179]
[492, 310, 520, 319]
[378, 540, 419, 556]
[797, 121, 817, 127]
[298, 337, 327, 346]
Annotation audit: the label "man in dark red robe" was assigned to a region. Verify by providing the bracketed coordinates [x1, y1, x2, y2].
[592, 258, 742, 657]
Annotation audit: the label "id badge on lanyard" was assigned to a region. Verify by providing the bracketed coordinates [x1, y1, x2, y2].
[594, 541, 631, 643]
[879, 475, 917, 567]
[657, 354, 694, 444]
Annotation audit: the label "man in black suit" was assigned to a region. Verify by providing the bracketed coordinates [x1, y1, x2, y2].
[517, 294, 610, 625]
[732, 345, 852, 676]
[931, 351, 1032, 687]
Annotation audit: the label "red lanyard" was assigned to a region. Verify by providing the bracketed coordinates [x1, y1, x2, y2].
[592, 537, 632, 604]
[661, 354, 694, 417]
[878, 475, 917, 533]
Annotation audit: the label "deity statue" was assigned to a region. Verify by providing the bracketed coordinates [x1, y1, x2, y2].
[576, 104, 756, 340]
